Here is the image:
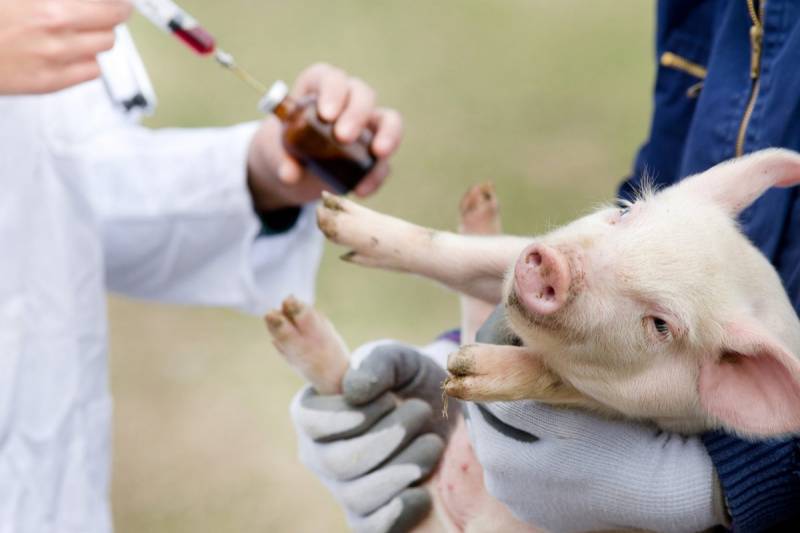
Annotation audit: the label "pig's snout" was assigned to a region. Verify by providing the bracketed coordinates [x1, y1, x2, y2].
[514, 244, 571, 316]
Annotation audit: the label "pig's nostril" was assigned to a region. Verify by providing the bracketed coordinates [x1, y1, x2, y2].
[526, 251, 542, 266]
[515, 244, 571, 315]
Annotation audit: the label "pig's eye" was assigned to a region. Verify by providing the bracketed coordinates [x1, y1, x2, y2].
[610, 205, 634, 225]
[651, 317, 670, 339]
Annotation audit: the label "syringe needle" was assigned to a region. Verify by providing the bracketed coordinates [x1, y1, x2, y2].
[214, 49, 268, 95]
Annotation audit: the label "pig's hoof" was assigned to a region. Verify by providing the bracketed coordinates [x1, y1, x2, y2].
[316, 192, 345, 240]
[443, 375, 470, 400]
[264, 296, 349, 395]
[321, 191, 346, 212]
[459, 182, 500, 235]
[264, 295, 310, 346]
[265, 296, 347, 361]
[447, 345, 478, 377]
[444, 346, 480, 400]
[445, 344, 549, 402]
[316, 191, 372, 247]
[315, 192, 414, 271]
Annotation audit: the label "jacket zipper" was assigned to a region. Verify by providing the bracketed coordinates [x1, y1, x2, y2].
[735, 0, 765, 157]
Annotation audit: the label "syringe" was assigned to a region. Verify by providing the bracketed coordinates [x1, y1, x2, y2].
[132, 0, 268, 94]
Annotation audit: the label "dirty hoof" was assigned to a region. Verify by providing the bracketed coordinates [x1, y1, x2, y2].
[264, 296, 349, 394]
[459, 182, 500, 235]
[315, 194, 419, 272]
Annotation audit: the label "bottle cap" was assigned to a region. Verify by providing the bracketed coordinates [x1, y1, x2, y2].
[258, 80, 289, 114]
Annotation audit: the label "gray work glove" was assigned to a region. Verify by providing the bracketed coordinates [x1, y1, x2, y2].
[291, 341, 459, 533]
[465, 307, 726, 532]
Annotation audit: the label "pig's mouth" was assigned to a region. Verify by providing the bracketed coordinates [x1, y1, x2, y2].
[505, 290, 588, 345]
[506, 290, 564, 333]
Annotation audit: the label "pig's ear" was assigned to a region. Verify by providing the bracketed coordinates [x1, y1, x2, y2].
[685, 148, 800, 215]
[699, 321, 800, 436]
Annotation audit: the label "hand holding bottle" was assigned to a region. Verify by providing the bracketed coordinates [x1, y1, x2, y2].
[247, 63, 403, 211]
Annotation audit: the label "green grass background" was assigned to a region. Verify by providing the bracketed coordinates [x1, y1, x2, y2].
[110, 1, 653, 531]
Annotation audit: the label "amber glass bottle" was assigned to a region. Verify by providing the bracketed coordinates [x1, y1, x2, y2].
[259, 81, 376, 193]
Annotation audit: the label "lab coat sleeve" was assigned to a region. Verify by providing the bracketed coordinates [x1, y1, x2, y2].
[50, 113, 324, 315]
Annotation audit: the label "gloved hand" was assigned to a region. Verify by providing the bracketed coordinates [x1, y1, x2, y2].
[466, 307, 728, 533]
[292, 341, 457, 533]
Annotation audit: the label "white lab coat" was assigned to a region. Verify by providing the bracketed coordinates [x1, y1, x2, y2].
[0, 31, 323, 532]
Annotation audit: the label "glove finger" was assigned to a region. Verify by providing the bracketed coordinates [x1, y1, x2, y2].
[292, 385, 396, 442]
[352, 488, 431, 533]
[344, 343, 429, 405]
[344, 344, 457, 426]
[340, 433, 444, 516]
[321, 399, 432, 480]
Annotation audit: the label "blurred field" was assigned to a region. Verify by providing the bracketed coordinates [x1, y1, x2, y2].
[110, 1, 653, 531]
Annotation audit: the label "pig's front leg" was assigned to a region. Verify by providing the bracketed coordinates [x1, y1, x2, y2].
[445, 343, 599, 409]
[317, 192, 531, 304]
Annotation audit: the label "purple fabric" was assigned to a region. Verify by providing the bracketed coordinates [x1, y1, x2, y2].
[437, 329, 461, 345]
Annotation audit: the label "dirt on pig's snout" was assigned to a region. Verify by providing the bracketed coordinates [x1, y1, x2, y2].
[506, 289, 589, 344]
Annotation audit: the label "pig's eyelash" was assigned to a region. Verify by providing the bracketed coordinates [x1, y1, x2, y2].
[617, 198, 636, 214]
[643, 315, 673, 342]
[617, 198, 634, 209]
[653, 318, 669, 335]
[609, 200, 636, 224]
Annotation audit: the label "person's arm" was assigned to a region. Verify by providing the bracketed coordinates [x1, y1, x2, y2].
[45, 64, 401, 313]
[702, 432, 800, 531]
[79, 118, 325, 313]
[0, 0, 131, 94]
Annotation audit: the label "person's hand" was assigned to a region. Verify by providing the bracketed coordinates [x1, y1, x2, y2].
[467, 308, 727, 533]
[247, 63, 403, 211]
[0, 0, 132, 94]
[291, 342, 454, 533]
[466, 401, 725, 533]
[343, 342, 460, 436]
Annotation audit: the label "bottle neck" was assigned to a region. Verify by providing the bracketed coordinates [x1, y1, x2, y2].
[272, 95, 298, 121]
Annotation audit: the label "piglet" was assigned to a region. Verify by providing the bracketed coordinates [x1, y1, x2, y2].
[316, 149, 800, 438]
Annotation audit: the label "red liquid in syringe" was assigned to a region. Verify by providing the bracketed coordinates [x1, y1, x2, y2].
[168, 20, 216, 55]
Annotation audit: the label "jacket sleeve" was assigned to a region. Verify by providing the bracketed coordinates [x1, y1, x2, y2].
[45, 84, 323, 314]
[702, 432, 800, 532]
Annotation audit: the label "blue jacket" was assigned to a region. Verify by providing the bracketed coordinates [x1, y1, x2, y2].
[618, 1, 800, 530]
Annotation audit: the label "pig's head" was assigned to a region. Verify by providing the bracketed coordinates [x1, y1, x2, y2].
[503, 148, 800, 437]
